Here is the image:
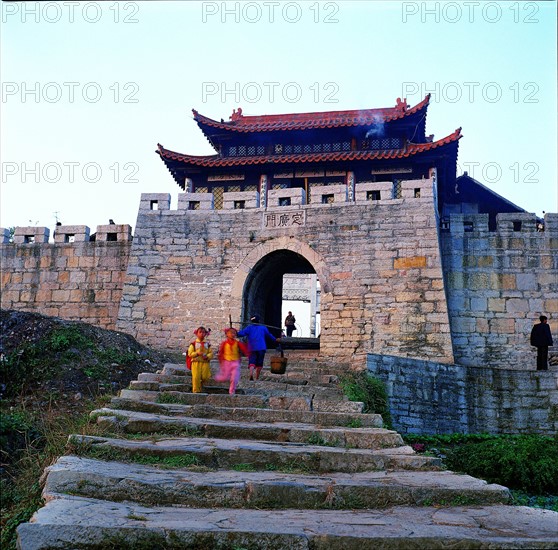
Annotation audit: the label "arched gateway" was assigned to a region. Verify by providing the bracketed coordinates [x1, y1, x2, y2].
[230, 237, 329, 336]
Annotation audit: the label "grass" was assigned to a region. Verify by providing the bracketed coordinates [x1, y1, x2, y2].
[0, 324, 140, 397]
[339, 371, 392, 427]
[0, 395, 111, 550]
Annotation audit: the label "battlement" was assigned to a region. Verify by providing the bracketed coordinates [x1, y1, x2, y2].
[1, 224, 132, 244]
[138, 177, 438, 214]
[444, 212, 557, 235]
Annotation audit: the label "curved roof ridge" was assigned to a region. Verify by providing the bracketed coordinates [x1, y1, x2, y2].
[156, 124, 459, 168]
[192, 95, 431, 133]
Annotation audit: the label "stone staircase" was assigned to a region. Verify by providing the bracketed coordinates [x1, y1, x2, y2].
[17, 352, 558, 549]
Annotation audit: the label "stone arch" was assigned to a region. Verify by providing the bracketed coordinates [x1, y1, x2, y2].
[230, 237, 331, 333]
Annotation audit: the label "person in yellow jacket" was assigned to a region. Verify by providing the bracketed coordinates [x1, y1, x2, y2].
[187, 326, 213, 393]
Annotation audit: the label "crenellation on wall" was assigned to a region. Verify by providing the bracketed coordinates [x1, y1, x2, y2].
[309, 184, 347, 204]
[354, 181, 394, 202]
[400, 178, 434, 198]
[177, 192, 214, 211]
[95, 224, 132, 242]
[222, 190, 260, 210]
[267, 187, 306, 207]
[13, 226, 50, 244]
[1, 228, 10, 243]
[139, 193, 171, 212]
[53, 225, 90, 243]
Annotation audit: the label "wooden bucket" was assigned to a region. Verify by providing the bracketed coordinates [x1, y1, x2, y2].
[270, 350, 288, 374]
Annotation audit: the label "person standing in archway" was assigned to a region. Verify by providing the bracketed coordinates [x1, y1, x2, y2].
[284, 311, 296, 337]
[238, 315, 280, 380]
[530, 315, 553, 371]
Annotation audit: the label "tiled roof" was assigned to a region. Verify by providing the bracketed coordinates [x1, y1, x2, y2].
[157, 127, 461, 168]
[192, 95, 430, 133]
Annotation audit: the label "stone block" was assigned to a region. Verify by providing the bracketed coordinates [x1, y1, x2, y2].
[53, 225, 90, 243]
[355, 181, 394, 202]
[178, 193, 213, 212]
[95, 224, 132, 242]
[309, 184, 347, 204]
[13, 226, 50, 244]
[139, 193, 171, 212]
[222, 191, 260, 210]
[267, 188, 306, 207]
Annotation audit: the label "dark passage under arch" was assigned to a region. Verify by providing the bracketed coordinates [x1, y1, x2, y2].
[242, 249, 316, 338]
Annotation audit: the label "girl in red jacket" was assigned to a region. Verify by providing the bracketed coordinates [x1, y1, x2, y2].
[215, 327, 248, 395]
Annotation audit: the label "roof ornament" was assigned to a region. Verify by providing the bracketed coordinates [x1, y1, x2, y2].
[230, 107, 243, 121]
[395, 97, 408, 112]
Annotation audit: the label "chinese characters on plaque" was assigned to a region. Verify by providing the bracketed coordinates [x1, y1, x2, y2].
[263, 211, 305, 229]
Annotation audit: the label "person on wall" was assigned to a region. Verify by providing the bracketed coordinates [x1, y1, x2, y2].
[238, 315, 281, 381]
[284, 311, 296, 337]
[530, 315, 553, 371]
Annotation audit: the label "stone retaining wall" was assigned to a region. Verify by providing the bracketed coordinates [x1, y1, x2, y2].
[367, 353, 558, 435]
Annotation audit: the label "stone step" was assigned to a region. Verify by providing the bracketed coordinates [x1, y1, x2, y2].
[68, 434, 440, 473]
[108, 398, 383, 427]
[145, 369, 340, 387]
[162, 361, 350, 378]
[91, 408, 400, 449]
[119, 389, 265, 406]
[43, 456, 512, 509]
[120, 387, 365, 413]
[18, 495, 558, 550]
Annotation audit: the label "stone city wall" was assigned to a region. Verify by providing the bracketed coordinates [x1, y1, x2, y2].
[441, 212, 558, 369]
[0, 225, 132, 330]
[367, 353, 558, 436]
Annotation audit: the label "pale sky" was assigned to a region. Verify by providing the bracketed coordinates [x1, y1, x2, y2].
[1, 1, 557, 235]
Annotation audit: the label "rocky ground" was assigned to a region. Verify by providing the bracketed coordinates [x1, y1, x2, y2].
[0, 309, 177, 410]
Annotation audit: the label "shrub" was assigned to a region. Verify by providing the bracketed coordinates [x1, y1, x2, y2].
[445, 434, 558, 495]
[339, 371, 392, 427]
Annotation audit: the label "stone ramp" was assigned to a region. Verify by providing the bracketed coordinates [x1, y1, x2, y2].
[17, 355, 558, 549]
[44, 456, 511, 509]
[18, 496, 558, 550]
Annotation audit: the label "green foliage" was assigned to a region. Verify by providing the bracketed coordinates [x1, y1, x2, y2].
[511, 490, 558, 512]
[345, 418, 363, 428]
[404, 433, 558, 498]
[445, 434, 558, 495]
[0, 399, 106, 550]
[339, 371, 392, 427]
[0, 324, 142, 397]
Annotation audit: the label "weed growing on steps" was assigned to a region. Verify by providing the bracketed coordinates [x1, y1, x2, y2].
[339, 371, 392, 427]
[345, 418, 363, 428]
[233, 463, 257, 472]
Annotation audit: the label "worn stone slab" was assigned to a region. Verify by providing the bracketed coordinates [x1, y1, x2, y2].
[44, 456, 511, 509]
[108, 398, 383, 428]
[68, 434, 441, 473]
[17, 496, 558, 550]
[91, 408, 401, 449]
